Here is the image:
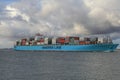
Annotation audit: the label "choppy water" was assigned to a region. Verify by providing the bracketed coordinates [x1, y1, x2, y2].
[0, 49, 120, 80]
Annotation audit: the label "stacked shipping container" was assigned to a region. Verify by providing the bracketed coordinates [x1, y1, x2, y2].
[15, 34, 112, 46]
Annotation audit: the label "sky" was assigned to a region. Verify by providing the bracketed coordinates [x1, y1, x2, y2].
[0, 0, 120, 48]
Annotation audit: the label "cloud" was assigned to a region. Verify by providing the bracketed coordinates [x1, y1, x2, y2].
[73, 23, 89, 34]
[40, 0, 59, 16]
[84, 0, 120, 28]
[0, 0, 120, 48]
[0, 21, 12, 37]
[5, 5, 30, 22]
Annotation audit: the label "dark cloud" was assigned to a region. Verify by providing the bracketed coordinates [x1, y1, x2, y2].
[0, 0, 120, 48]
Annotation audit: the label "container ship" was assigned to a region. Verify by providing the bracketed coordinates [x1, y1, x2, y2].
[14, 34, 119, 52]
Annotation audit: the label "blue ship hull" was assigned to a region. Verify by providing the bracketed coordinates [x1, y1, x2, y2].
[14, 43, 119, 52]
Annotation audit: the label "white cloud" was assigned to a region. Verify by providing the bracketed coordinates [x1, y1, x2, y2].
[6, 5, 30, 22]
[84, 0, 120, 27]
[40, 0, 59, 16]
[73, 23, 89, 34]
[0, 21, 12, 37]
[88, 7, 107, 22]
[107, 13, 120, 27]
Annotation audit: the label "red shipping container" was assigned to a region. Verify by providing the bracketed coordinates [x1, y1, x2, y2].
[73, 37, 79, 40]
[57, 40, 65, 43]
[65, 40, 69, 43]
[85, 41, 90, 44]
[37, 38, 44, 42]
[21, 38, 27, 43]
[79, 41, 86, 45]
[21, 42, 26, 45]
[40, 39, 44, 42]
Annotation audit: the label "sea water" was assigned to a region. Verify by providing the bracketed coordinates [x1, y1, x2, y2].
[0, 49, 120, 80]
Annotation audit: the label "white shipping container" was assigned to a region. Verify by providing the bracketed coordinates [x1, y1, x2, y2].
[98, 37, 104, 43]
[44, 42, 48, 44]
[25, 42, 29, 45]
[35, 36, 44, 41]
[107, 37, 112, 43]
[103, 38, 108, 43]
[37, 42, 41, 45]
[44, 38, 48, 44]
[35, 36, 39, 41]
[79, 37, 84, 41]
[52, 38, 56, 44]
